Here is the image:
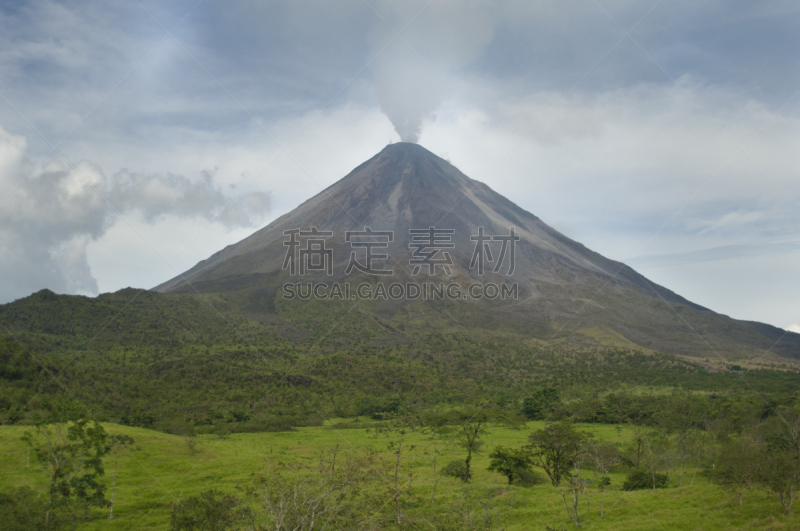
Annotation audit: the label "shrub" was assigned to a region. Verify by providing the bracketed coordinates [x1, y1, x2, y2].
[442, 459, 468, 480]
[512, 468, 547, 487]
[487, 446, 534, 485]
[171, 489, 252, 530]
[0, 487, 58, 530]
[623, 471, 668, 490]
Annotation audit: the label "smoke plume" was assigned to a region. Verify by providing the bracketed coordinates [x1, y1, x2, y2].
[370, 0, 495, 143]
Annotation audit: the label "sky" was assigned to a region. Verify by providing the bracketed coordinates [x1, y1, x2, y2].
[0, 0, 798, 332]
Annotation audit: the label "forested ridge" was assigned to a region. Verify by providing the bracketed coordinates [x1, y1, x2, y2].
[2, 289, 798, 432]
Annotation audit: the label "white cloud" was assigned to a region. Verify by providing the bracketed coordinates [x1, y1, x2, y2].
[0, 125, 270, 302]
[789, 324, 800, 334]
[422, 83, 799, 234]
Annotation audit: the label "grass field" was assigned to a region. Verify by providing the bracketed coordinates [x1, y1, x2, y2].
[2, 420, 798, 530]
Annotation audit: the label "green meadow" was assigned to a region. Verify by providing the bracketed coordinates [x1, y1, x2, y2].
[2, 420, 797, 530]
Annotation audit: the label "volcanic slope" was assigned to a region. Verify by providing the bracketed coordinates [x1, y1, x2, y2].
[155, 143, 799, 362]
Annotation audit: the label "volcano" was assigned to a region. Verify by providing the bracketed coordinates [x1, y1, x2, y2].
[155, 143, 799, 362]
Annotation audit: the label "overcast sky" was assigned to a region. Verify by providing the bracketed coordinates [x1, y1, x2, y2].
[0, 0, 798, 332]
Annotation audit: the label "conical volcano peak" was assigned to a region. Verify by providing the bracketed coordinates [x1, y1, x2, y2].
[377, 141, 439, 159]
[153, 144, 698, 307]
[344, 142, 467, 200]
[148, 143, 800, 362]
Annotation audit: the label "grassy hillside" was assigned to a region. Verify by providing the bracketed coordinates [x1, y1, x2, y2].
[1, 421, 798, 530]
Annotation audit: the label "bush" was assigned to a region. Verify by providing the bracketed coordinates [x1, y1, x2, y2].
[442, 459, 468, 480]
[622, 471, 668, 491]
[0, 487, 59, 530]
[171, 489, 252, 530]
[511, 468, 547, 487]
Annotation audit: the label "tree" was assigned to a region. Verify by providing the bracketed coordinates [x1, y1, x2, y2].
[584, 441, 620, 518]
[247, 451, 377, 530]
[424, 421, 453, 504]
[487, 446, 534, 485]
[24, 418, 116, 528]
[638, 430, 673, 490]
[755, 411, 800, 512]
[452, 486, 515, 531]
[449, 408, 503, 483]
[673, 429, 704, 487]
[459, 421, 485, 483]
[528, 422, 591, 487]
[523, 388, 561, 420]
[758, 449, 800, 512]
[624, 426, 646, 470]
[560, 470, 588, 528]
[377, 407, 423, 523]
[717, 435, 760, 506]
[107, 434, 137, 519]
[0, 486, 56, 530]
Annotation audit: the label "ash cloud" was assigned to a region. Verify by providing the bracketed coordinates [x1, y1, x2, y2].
[369, 0, 495, 143]
[373, 43, 444, 143]
[0, 126, 270, 302]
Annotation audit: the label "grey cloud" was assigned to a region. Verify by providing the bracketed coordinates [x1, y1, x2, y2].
[109, 169, 270, 228]
[1, 0, 796, 160]
[625, 241, 800, 269]
[0, 127, 270, 302]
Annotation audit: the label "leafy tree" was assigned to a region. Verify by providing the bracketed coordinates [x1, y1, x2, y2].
[449, 408, 512, 482]
[523, 388, 561, 420]
[756, 411, 800, 512]
[528, 422, 592, 487]
[637, 430, 673, 490]
[716, 435, 760, 505]
[758, 448, 800, 512]
[487, 446, 534, 485]
[442, 459, 468, 481]
[24, 418, 116, 528]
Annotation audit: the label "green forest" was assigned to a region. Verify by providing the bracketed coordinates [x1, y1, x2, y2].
[2, 288, 800, 529]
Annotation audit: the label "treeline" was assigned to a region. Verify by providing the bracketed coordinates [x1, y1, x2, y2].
[3, 287, 800, 437]
[3, 326, 798, 437]
[521, 386, 786, 432]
